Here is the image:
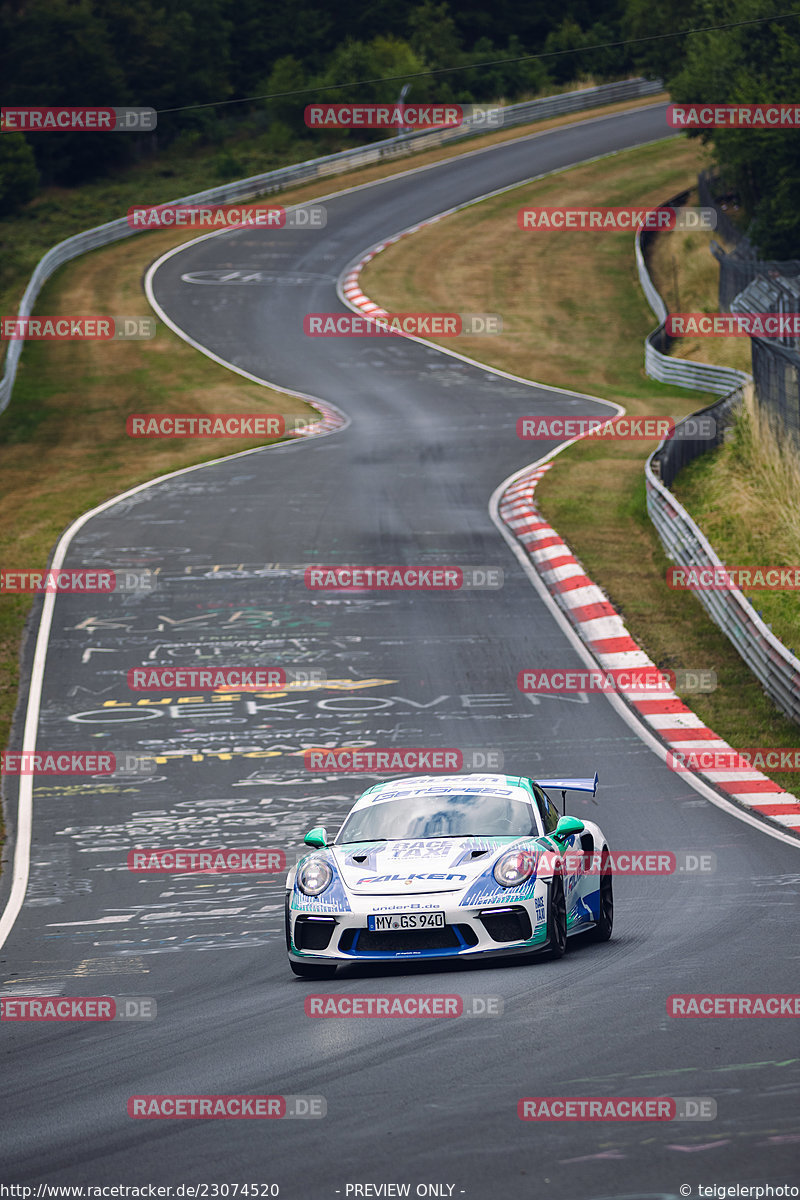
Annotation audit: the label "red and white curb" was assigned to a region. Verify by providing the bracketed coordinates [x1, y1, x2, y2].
[341, 249, 388, 317]
[287, 397, 345, 438]
[340, 215, 450, 321]
[499, 463, 800, 834]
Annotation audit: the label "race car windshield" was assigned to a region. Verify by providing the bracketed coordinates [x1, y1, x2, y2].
[336, 793, 537, 842]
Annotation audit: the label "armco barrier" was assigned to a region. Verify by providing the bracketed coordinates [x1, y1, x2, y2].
[0, 78, 663, 417]
[651, 389, 742, 491]
[646, 437, 800, 726]
[638, 215, 800, 727]
[635, 193, 751, 395]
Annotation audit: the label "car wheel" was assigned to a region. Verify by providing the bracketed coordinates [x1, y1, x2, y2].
[589, 853, 613, 942]
[545, 872, 567, 959]
[289, 961, 337, 980]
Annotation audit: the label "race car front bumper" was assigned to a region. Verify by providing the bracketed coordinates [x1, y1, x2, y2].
[287, 888, 553, 964]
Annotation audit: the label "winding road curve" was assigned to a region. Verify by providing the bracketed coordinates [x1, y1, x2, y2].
[2, 103, 799, 1198]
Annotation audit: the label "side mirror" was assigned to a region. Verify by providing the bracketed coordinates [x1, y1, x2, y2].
[304, 826, 328, 848]
[553, 815, 585, 841]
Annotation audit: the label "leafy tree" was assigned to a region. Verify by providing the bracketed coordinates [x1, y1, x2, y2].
[408, 2, 463, 73]
[260, 56, 316, 134]
[621, 0, 698, 80]
[668, 0, 800, 257]
[543, 19, 589, 84]
[0, 0, 132, 183]
[314, 36, 431, 106]
[459, 35, 550, 102]
[0, 132, 39, 216]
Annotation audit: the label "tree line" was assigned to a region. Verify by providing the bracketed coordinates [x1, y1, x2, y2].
[0, 0, 798, 255]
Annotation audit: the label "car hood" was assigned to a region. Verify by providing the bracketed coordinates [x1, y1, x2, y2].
[331, 837, 524, 895]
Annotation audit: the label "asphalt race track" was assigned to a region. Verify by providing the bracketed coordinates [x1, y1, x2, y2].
[2, 103, 799, 1198]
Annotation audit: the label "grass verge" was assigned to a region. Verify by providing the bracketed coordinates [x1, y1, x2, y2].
[360, 135, 800, 795]
[672, 391, 800, 655]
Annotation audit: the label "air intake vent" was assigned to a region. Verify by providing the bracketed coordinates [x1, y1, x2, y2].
[294, 916, 336, 951]
[478, 906, 532, 943]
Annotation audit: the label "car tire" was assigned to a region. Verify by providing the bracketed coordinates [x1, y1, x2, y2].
[545, 872, 567, 959]
[589, 851, 613, 942]
[289, 961, 338, 980]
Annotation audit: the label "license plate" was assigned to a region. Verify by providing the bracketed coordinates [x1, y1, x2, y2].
[368, 912, 445, 932]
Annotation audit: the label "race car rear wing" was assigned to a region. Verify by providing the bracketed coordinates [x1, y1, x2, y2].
[536, 772, 599, 812]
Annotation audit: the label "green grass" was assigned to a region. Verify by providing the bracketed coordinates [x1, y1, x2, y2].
[673, 393, 800, 657]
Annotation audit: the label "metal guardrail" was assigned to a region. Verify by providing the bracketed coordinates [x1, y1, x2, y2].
[635, 198, 751, 395]
[650, 389, 743, 491]
[0, 77, 663, 418]
[731, 275, 800, 450]
[639, 222, 800, 727]
[646, 428, 800, 725]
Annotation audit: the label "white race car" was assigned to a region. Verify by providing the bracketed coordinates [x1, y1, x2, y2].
[285, 772, 612, 978]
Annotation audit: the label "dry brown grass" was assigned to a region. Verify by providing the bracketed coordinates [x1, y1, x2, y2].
[674, 390, 800, 654]
[730, 394, 800, 564]
[362, 136, 708, 406]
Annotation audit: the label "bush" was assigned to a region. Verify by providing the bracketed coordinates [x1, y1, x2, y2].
[0, 133, 40, 217]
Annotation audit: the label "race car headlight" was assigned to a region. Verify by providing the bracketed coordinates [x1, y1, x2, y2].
[493, 850, 536, 888]
[297, 857, 333, 896]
